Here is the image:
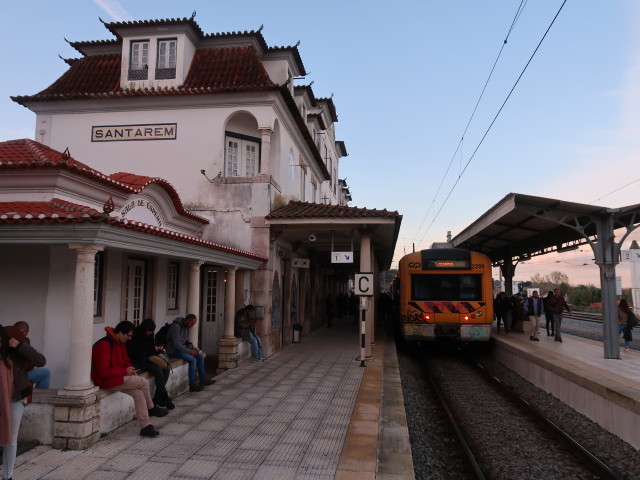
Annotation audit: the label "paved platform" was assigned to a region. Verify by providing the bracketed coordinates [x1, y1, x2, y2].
[10, 319, 414, 480]
[492, 326, 640, 448]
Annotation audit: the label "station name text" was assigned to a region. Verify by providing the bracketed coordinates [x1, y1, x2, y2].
[92, 123, 177, 142]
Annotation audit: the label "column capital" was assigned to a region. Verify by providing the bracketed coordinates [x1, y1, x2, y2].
[258, 127, 273, 136]
[69, 244, 104, 255]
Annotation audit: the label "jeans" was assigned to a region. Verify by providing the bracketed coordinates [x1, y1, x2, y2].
[28, 367, 51, 389]
[553, 313, 563, 339]
[3, 400, 25, 480]
[248, 331, 263, 359]
[619, 323, 631, 347]
[170, 351, 206, 386]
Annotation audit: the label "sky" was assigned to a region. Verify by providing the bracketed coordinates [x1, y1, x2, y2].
[2, 0, 640, 288]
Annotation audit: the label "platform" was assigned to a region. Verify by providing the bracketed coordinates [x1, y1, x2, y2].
[491, 327, 640, 449]
[8, 319, 415, 480]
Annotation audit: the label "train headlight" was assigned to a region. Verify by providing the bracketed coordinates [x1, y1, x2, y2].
[422, 313, 431, 321]
[463, 315, 470, 321]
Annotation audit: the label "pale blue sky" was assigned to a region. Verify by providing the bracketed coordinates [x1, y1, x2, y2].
[2, 0, 639, 285]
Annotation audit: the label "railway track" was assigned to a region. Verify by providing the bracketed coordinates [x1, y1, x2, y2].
[407, 348, 624, 480]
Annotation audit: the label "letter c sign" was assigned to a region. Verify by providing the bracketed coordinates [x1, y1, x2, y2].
[354, 273, 374, 296]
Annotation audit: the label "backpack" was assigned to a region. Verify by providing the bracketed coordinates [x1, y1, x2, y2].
[155, 323, 171, 346]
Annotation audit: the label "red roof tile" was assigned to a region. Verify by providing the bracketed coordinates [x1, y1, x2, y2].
[12, 46, 275, 105]
[36, 54, 121, 97]
[0, 139, 208, 224]
[0, 199, 101, 220]
[0, 200, 266, 262]
[184, 47, 274, 89]
[265, 201, 400, 220]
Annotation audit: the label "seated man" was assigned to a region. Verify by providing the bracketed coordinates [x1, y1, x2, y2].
[165, 314, 215, 392]
[235, 305, 265, 362]
[91, 321, 168, 437]
[13, 321, 51, 389]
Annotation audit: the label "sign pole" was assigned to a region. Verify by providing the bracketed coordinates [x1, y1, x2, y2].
[360, 304, 366, 367]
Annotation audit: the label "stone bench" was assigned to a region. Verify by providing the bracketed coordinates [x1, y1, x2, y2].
[20, 357, 190, 446]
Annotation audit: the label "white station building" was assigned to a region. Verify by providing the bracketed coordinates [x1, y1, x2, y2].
[3, 14, 401, 448]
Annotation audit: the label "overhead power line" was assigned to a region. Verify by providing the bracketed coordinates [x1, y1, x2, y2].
[413, 0, 528, 245]
[416, 0, 568, 248]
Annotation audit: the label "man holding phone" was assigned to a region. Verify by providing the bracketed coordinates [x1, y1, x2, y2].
[165, 314, 215, 392]
[91, 321, 168, 437]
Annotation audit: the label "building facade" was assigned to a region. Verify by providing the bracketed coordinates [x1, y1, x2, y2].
[5, 14, 402, 448]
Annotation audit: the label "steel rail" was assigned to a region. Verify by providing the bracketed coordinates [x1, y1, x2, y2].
[425, 364, 486, 480]
[471, 360, 624, 480]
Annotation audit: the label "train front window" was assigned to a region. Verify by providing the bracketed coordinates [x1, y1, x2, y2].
[411, 274, 482, 301]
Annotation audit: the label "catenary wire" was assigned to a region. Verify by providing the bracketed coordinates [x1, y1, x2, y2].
[413, 0, 528, 244]
[416, 0, 568, 248]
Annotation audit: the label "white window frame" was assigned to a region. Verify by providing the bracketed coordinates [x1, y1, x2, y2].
[225, 132, 260, 178]
[167, 262, 179, 311]
[156, 38, 177, 79]
[125, 258, 146, 326]
[129, 40, 149, 80]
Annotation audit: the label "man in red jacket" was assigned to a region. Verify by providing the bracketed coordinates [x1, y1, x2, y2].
[91, 321, 167, 437]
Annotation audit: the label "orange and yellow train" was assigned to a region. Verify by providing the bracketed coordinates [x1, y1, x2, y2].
[393, 248, 493, 342]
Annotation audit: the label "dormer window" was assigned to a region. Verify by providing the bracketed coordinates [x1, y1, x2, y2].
[156, 38, 177, 80]
[128, 40, 149, 80]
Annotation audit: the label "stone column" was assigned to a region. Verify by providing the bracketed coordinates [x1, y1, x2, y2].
[187, 261, 203, 347]
[218, 266, 240, 372]
[223, 267, 238, 338]
[259, 127, 273, 174]
[66, 245, 103, 391]
[52, 244, 103, 450]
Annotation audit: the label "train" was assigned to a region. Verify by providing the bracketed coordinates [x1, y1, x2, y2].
[392, 247, 493, 343]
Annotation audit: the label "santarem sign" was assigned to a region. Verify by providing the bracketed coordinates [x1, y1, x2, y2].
[92, 123, 177, 142]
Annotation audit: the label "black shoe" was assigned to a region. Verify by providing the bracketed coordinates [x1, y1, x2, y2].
[200, 377, 216, 387]
[533, 337, 539, 341]
[148, 406, 168, 417]
[530, 336, 535, 341]
[140, 424, 159, 437]
[165, 399, 175, 410]
[189, 383, 204, 392]
[554, 337, 562, 342]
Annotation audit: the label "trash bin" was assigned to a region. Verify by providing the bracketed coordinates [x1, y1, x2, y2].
[293, 323, 303, 343]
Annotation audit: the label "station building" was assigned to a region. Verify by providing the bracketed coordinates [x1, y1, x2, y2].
[4, 15, 401, 447]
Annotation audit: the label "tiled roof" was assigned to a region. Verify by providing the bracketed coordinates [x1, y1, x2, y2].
[12, 47, 276, 105]
[183, 47, 275, 89]
[0, 200, 267, 262]
[34, 54, 122, 97]
[0, 199, 101, 220]
[0, 139, 208, 224]
[265, 201, 400, 220]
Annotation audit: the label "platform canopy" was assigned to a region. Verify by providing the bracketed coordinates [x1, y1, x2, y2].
[450, 192, 640, 359]
[451, 192, 640, 264]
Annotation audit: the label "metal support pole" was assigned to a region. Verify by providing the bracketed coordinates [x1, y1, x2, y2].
[360, 306, 366, 367]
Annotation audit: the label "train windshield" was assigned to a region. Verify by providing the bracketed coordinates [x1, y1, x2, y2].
[410, 274, 483, 301]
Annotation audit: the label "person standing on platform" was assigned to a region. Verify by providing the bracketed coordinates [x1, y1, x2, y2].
[1, 324, 46, 480]
[526, 290, 544, 341]
[618, 298, 635, 352]
[546, 288, 571, 342]
[494, 292, 511, 333]
[543, 291, 555, 336]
